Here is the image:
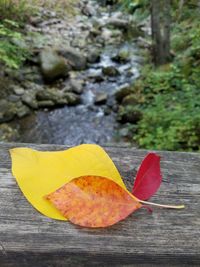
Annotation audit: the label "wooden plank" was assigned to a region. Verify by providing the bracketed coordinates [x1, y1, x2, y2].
[0, 142, 200, 266]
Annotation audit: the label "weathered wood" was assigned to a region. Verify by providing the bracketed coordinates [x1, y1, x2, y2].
[0, 142, 200, 266]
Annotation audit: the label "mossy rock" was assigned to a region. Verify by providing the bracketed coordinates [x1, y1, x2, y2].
[122, 94, 138, 106]
[112, 47, 130, 63]
[117, 106, 143, 124]
[115, 85, 133, 103]
[40, 49, 70, 82]
[0, 123, 19, 142]
[102, 66, 120, 77]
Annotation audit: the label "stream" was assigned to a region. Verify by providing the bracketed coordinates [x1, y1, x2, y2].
[10, 1, 142, 145]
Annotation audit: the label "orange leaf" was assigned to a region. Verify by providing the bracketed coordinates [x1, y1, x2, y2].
[46, 176, 142, 228]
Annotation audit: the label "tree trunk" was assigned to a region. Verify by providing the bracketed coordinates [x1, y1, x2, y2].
[163, 0, 171, 63]
[179, 0, 185, 13]
[151, 0, 171, 66]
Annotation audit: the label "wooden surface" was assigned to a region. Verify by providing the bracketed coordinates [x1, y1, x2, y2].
[0, 142, 200, 266]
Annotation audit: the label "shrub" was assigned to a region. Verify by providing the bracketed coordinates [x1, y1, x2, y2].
[0, 0, 32, 22]
[132, 59, 200, 151]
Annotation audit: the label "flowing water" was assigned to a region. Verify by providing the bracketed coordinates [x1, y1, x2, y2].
[12, 3, 142, 145]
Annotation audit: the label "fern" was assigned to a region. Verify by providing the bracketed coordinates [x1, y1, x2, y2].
[0, 20, 29, 68]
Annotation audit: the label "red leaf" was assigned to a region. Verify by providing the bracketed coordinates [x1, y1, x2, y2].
[132, 153, 162, 200]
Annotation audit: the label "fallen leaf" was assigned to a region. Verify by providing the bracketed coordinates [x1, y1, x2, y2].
[10, 144, 127, 220]
[46, 175, 142, 228]
[132, 153, 162, 200]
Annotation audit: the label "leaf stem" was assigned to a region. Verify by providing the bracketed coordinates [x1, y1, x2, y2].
[139, 200, 185, 209]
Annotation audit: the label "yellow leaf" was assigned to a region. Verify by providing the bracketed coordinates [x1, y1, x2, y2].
[10, 144, 127, 220]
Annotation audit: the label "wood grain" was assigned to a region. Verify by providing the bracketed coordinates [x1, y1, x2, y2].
[0, 142, 200, 266]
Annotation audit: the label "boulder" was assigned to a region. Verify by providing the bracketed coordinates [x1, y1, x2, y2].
[8, 94, 21, 103]
[64, 92, 81, 106]
[115, 84, 133, 103]
[88, 72, 105, 82]
[106, 18, 129, 30]
[63, 79, 84, 95]
[23, 81, 43, 91]
[58, 47, 87, 71]
[19, 66, 43, 84]
[102, 66, 120, 77]
[122, 94, 138, 106]
[36, 89, 65, 105]
[101, 28, 113, 42]
[87, 49, 101, 64]
[91, 17, 104, 30]
[95, 92, 108, 105]
[22, 90, 38, 109]
[118, 107, 143, 124]
[21, 82, 43, 109]
[16, 105, 31, 118]
[69, 79, 84, 94]
[82, 3, 97, 17]
[12, 86, 25, 96]
[36, 89, 81, 106]
[0, 100, 16, 122]
[37, 100, 55, 108]
[112, 47, 130, 63]
[40, 49, 70, 82]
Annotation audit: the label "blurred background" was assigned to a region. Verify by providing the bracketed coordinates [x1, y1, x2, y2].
[0, 0, 199, 151]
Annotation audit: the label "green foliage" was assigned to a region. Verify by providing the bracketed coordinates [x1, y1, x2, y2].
[0, 0, 33, 22]
[119, 0, 149, 21]
[120, 5, 200, 151]
[132, 42, 200, 151]
[0, 0, 33, 68]
[0, 20, 29, 68]
[0, 0, 78, 21]
[31, 0, 78, 15]
[119, 0, 148, 12]
[135, 85, 200, 151]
